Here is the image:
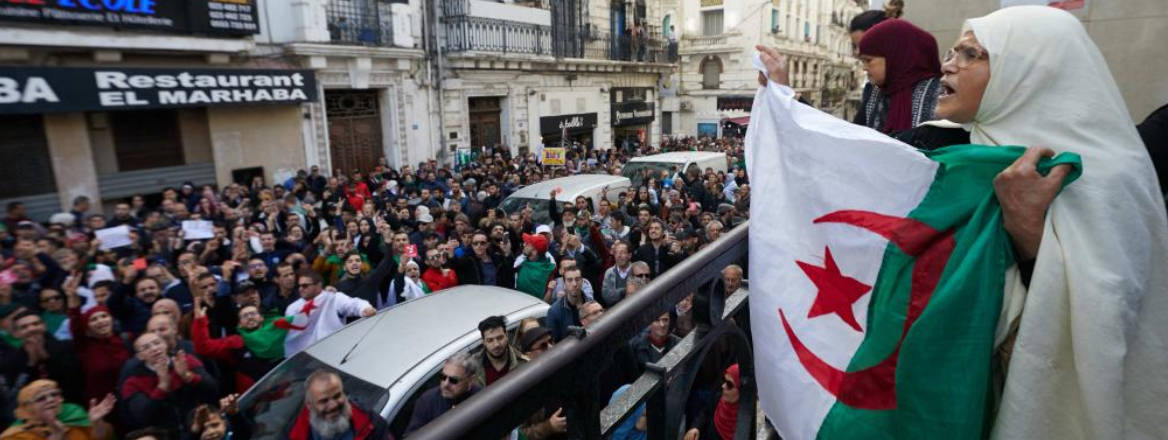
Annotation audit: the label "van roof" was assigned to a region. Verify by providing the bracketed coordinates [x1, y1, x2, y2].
[626, 151, 725, 164]
[302, 286, 548, 389]
[506, 174, 630, 203]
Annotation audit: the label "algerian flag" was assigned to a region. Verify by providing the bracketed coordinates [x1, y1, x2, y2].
[745, 67, 1081, 438]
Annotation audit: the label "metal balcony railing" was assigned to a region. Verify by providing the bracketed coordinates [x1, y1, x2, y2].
[443, 15, 553, 56]
[685, 33, 729, 47]
[327, 0, 394, 46]
[582, 32, 672, 63]
[409, 222, 756, 440]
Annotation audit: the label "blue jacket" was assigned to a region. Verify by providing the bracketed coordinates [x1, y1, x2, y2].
[545, 296, 581, 342]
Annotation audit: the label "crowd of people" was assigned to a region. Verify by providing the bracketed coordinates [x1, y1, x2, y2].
[0, 132, 750, 439]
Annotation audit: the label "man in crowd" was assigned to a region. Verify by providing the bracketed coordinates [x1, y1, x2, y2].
[475, 315, 526, 386]
[450, 232, 514, 288]
[405, 352, 481, 435]
[265, 262, 300, 316]
[282, 273, 375, 356]
[288, 369, 391, 440]
[634, 220, 683, 277]
[630, 312, 681, 369]
[545, 266, 586, 342]
[1, 311, 84, 403]
[515, 233, 555, 300]
[119, 332, 218, 434]
[600, 241, 633, 307]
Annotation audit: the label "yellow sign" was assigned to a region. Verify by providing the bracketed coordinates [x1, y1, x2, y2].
[700, 0, 723, 6]
[541, 147, 566, 166]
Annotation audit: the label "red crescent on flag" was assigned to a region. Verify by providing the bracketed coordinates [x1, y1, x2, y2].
[778, 210, 955, 410]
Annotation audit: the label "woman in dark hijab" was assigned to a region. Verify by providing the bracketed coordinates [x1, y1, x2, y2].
[855, 19, 942, 134]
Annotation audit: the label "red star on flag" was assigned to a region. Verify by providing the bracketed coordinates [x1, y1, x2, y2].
[796, 246, 871, 332]
[300, 299, 317, 316]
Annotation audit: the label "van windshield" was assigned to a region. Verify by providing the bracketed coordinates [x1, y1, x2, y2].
[237, 352, 389, 439]
[500, 197, 570, 227]
[621, 162, 677, 188]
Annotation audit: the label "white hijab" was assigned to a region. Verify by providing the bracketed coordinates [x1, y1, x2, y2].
[964, 7, 1168, 439]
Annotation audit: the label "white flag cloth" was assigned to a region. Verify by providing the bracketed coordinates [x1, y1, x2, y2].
[283, 290, 373, 356]
[745, 53, 939, 439]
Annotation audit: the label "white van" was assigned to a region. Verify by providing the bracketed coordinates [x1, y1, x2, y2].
[621, 151, 728, 188]
[500, 174, 631, 226]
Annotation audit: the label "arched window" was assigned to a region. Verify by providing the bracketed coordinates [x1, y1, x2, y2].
[700, 56, 723, 89]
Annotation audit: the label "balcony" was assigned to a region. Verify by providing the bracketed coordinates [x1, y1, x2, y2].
[680, 31, 740, 55]
[441, 0, 675, 65]
[442, 0, 553, 55]
[444, 16, 553, 55]
[584, 31, 673, 63]
[326, 0, 394, 46]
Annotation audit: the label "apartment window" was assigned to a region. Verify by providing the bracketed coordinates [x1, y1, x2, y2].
[700, 56, 723, 89]
[771, 9, 779, 32]
[701, 9, 724, 36]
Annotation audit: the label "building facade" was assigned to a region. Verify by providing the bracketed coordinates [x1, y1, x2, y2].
[901, 0, 1168, 123]
[673, 0, 862, 138]
[433, 0, 676, 161]
[0, 0, 315, 221]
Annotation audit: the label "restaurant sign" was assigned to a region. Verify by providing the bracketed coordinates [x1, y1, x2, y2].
[0, 66, 317, 114]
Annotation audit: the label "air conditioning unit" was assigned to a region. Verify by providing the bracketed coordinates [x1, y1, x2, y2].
[680, 101, 694, 111]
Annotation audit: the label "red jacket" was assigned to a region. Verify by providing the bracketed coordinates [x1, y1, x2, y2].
[191, 315, 276, 393]
[422, 267, 459, 292]
[287, 403, 392, 440]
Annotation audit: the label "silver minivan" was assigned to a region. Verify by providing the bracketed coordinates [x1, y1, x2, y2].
[621, 151, 728, 188]
[236, 286, 549, 439]
[500, 174, 631, 226]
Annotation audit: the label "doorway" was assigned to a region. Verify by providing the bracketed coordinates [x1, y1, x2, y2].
[326, 90, 384, 176]
[468, 97, 502, 149]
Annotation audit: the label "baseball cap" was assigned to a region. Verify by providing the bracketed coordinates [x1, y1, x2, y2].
[522, 233, 549, 254]
[535, 224, 553, 235]
[235, 280, 257, 293]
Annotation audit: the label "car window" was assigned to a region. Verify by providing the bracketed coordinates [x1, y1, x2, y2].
[238, 352, 389, 439]
[389, 321, 531, 437]
[622, 162, 673, 187]
[389, 337, 487, 438]
[500, 197, 570, 226]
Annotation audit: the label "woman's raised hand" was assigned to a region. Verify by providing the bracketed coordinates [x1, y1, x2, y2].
[755, 45, 791, 87]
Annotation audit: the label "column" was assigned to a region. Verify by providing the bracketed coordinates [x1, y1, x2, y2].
[44, 113, 102, 212]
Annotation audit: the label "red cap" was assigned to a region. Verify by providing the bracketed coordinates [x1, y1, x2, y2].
[522, 233, 548, 255]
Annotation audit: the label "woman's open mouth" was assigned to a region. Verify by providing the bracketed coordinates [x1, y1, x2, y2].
[939, 81, 957, 98]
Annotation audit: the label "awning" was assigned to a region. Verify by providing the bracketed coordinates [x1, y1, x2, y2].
[724, 116, 750, 126]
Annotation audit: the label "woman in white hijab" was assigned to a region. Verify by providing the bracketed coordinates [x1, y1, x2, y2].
[389, 259, 430, 303]
[759, 5, 1168, 439]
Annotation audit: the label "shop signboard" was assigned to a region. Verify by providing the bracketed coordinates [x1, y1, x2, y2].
[541, 147, 566, 166]
[0, 66, 318, 115]
[539, 112, 597, 135]
[612, 101, 655, 126]
[0, 0, 261, 36]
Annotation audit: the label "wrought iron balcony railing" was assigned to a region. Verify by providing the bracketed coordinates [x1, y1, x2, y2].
[443, 15, 553, 56]
[326, 0, 394, 46]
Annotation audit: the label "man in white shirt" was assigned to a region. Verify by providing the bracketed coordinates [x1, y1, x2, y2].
[282, 272, 376, 356]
